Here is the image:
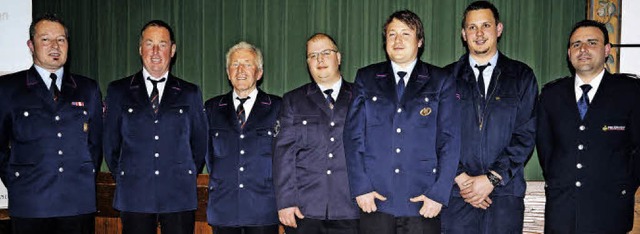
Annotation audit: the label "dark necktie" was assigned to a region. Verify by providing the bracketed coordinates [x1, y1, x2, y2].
[578, 84, 592, 120]
[324, 89, 335, 109]
[148, 77, 166, 113]
[236, 97, 250, 127]
[50, 73, 61, 101]
[475, 63, 491, 98]
[397, 71, 407, 100]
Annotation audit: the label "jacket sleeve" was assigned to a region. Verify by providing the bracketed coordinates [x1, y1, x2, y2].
[424, 71, 461, 206]
[0, 84, 11, 185]
[343, 70, 375, 198]
[103, 83, 122, 180]
[273, 93, 300, 210]
[536, 85, 553, 178]
[88, 80, 103, 171]
[190, 87, 208, 173]
[489, 69, 538, 186]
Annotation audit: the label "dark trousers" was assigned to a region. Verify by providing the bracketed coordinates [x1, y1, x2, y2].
[441, 195, 524, 234]
[121, 210, 195, 234]
[11, 213, 94, 234]
[284, 217, 358, 234]
[359, 211, 440, 234]
[212, 224, 279, 234]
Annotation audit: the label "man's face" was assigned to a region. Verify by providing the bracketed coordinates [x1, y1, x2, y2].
[307, 38, 341, 85]
[568, 26, 610, 76]
[139, 26, 176, 77]
[28, 20, 68, 72]
[462, 9, 503, 59]
[385, 18, 422, 66]
[227, 48, 262, 93]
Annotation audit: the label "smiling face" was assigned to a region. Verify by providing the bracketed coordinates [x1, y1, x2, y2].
[462, 9, 503, 62]
[306, 37, 341, 86]
[227, 48, 263, 94]
[568, 26, 610, 80]
[385, 18, 422, 68]
[139, 26, 176, 78]
[28, 20, 68, 72]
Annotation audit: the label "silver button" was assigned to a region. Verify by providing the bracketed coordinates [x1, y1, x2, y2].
[622, 190, 627, 195]
[215, 132, 219, 137]
[330, 122, 335, 127]
[240, 134, 245, 139]
[372, 96, 378, 101]
[121, 171, 125, 176]
[268, 131, 272, 136]
[83, 110, 88, 115]
[55, 116, 60, 121]
[576, 163, 583, 169]
[395, 168, 400, 174]
[188, 170, 193, 175]
[58, 167, 64, 173]
[396, 128, 402, 133]
[239, 167, 245, 172]
[327, 170, 332, 175]
[155, 170, 159, 175]
[92, 169, 96, 173]
[239, 184, 244, 188]
[128, 108, 133, 113]
[57, 132, 62, 138]
[179, 109, 183, 114]
[397, 108, 402, 113]
[432, 168, 437, 173]
[154, 153, 159, 158]
[395, 148, 401, 153]
[154, 120, 159, 124]
[578, 144, 584, 150]
[23, 111, 29, 117]
[328, 153, 334, 158]
[330, 137, 335, 142]
[154, 135, 159, 140]
[424, 97, 429, 102]
[302, 120, 308, 125]
[240, 150, 245, 155]
[58, 150, 63, 155]
[579, 125, 586, 131]
[15, 172, 19, 177]
[575, 181, 582, 187]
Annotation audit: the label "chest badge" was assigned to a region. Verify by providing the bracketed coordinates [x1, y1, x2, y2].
[83, 122, 89, 132]
[420, 107, 432, 116]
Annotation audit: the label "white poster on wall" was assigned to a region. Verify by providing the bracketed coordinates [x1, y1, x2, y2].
[0, 0, 33, 208]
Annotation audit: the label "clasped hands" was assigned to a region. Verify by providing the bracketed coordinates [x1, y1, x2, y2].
[455, 172, 498, 210]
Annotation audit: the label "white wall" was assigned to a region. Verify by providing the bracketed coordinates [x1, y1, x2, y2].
[620, 1, 640, 75]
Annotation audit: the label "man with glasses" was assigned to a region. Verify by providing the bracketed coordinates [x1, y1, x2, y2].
[274, 33, 359, 234]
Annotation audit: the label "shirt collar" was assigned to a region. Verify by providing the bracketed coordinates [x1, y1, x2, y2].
[142, 67, 169, 81]
[468, 52, 499, 68]
[34, 64, 64, 88]
[317, 77, 342, 100]
[391, 59, 418, 81]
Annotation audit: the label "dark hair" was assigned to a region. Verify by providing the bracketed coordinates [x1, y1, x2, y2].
[462, 1, 500, 28]
[140, 20, 175, 44]
[306, 33, 339, 51]
[30, 13, 69, 40]
[383, 10, 424, 47]
[567, 19, 609, 48]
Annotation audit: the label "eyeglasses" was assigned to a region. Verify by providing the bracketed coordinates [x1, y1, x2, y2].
[307, 49, 337, 60]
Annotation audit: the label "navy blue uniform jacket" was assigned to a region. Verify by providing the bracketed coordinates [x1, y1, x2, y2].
[205, 90, 281, 226]
[274, 81, 360, 220]
[0, 66, 102, 218]
[537, 72, 640, 233]
[445, 53, 537, 197]
[103, 71, 207, 213]
[344, 61, 461, 217]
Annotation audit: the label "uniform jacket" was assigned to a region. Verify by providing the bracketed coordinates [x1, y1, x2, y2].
[0, 66, 102, 218]
[103, 71, 207, 213]
[445, 53, 538, 197]
[274, 81, 360, 220]
[205, 89, 281, 226]
[537, 72, 640, 233]
[344, 60, 461, 217]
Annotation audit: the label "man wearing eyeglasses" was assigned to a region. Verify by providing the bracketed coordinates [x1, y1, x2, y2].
[343, 10, 460, 234]
[274, 33, 359, 234]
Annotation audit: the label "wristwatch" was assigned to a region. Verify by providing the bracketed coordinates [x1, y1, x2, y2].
[486, 172, 501, 187]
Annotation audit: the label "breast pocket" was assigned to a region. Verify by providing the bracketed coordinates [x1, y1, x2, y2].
[256, 127, 275, 155]
[168, 105, 190, 137]
[211, 128, 230, 158]
[293, 115, 319, 148]
[13, 107, 50, 142]
[365, 93, 389, 126]
[121, 105, 145, 137]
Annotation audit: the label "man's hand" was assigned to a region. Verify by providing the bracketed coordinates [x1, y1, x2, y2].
[356, 191, 387, 213]
[455, 172, 472, 190]
[460, 174, 495, 209]
[278, 207, 304, 228]
[409, 195, 442, 218]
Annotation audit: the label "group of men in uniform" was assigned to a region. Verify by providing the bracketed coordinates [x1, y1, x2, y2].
[0, 1, 638, 234]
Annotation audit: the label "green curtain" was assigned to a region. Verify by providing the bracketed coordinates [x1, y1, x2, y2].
[33, 0, 586, 180]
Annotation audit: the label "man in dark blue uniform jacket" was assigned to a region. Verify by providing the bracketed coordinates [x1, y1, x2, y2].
[440, 2, 538, 233]
[343, 10, 460, 234]
[205, 41, 281, 234]
[274, 33, 359, 234]
[537, 20, 640, 234]
[103, 20, 207, 234]
[0, 14, 102, 234]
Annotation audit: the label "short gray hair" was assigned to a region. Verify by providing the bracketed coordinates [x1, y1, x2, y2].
[225, 41, 263, 70]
